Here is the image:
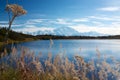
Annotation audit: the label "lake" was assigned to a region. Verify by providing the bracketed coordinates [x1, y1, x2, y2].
[2, 39, 120, 80]
[14, 39, 120, 60]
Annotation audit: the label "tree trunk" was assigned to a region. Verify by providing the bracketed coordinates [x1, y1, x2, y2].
[4, 15, 16, 43]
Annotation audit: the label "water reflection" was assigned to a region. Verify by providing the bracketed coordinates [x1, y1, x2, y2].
[14, 40, 120, 60]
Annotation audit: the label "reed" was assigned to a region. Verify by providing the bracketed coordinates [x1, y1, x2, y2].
[0, 47, 120, 80]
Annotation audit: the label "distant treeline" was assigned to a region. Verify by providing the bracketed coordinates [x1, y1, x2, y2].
[36, 35, 120, 39]
[1, 27, 120, 42]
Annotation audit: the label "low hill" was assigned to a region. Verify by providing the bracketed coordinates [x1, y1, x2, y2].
[0, 27, 37, 46]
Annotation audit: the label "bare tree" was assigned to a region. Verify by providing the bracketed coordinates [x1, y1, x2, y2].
[5, 4, 27, 43]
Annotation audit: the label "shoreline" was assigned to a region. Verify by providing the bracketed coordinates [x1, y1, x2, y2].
[0, 38, 37, 51]
[1, 36, 120, 50]
[1, 38, 120, 47]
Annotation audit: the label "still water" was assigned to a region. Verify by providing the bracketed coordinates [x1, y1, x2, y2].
[15, 39, 120, 60]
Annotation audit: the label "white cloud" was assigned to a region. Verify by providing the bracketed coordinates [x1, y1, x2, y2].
[70, 24, 120, 35]
[0, 21, 24, 27]
[89, 16, 113, 21]
[14, 25, 55, 33]
[105, 0, 120, 6]
[73, 18, 89, 22]
[0, 21, 8, 24]
[7, 16, 120, 35]
[97, 7, 120, 11]
[26, 19, 45, 25]
[111, 22, 120, 26]
[88, 15, 120, 22]
[92, 21, 104, 27]
[0, 21, 8, 27]
[48, 18, 71, 25]
[56, 18, 70, 25]
[11, 24, 24, 27]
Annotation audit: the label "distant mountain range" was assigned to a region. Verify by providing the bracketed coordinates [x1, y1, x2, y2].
[25, 27, 107, 36]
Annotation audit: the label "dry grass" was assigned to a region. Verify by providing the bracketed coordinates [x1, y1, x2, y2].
[0, 47, 120, 80]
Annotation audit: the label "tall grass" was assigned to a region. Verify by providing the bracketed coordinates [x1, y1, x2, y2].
[0, 47, 120, 80]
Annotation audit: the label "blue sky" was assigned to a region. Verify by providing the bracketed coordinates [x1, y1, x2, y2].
[0, 0, 120, 35]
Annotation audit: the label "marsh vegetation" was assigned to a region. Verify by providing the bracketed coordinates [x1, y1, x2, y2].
[0, 46, 120, 80]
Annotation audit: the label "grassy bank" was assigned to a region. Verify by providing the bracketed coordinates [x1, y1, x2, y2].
[0, 27, 38, 49]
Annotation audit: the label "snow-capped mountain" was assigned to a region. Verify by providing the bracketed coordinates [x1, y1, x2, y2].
[26, 30, 54, 35]
[53, 27, 80, 36]
[79, 31, 107, 36]
[25, 27, 106, 36]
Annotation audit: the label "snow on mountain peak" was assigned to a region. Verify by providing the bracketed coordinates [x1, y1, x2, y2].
[23, 27, 105, 36]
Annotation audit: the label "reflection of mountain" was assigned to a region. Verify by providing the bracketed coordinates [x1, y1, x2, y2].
[27, 27, 106, 36]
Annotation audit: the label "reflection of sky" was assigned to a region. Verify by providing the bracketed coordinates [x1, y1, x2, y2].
[17, 40, 120, 60]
